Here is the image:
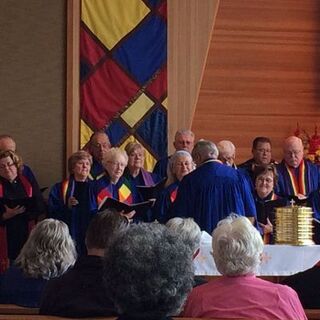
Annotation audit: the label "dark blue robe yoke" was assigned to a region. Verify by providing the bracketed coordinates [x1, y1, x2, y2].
[153, 156, 169, 179]
[153, 181, 179, 223]
[89, 158, 105, 180]
[48, 176, 98, 255]
[276, 159, 320, 219]
[172, 160, 256, 233]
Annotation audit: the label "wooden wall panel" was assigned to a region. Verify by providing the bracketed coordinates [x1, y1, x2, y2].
[168, 0, 219, 153]
[192, 0, 320, 163]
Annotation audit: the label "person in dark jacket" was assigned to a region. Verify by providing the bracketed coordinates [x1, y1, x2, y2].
[40, 209, 129, 318]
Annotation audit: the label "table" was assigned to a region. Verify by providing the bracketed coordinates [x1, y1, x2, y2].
[194, 232, 320, 276]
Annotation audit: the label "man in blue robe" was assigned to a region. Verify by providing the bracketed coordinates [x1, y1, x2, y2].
[153, 129, 195, 179]
[87, 131, 111, 180]
[276, 136, 320, 243]
[172, 140, 256, 234]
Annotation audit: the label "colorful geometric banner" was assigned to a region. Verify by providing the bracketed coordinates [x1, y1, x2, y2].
[80, 0, 167, 170]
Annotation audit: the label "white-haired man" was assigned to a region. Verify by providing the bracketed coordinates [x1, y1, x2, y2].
[276, 135, 320, 243]
[172, 140, 256, 233]
[217, 140, 237, 168]
[153, 129, 195, 179]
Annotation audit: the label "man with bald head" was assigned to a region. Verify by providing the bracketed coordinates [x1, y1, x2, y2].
[153, 129, 195, 179]
[217, 140, 237, 168]
[172, 140, 256, 233]
[276, 136, 320, 242]
[87, 131, 111, 180]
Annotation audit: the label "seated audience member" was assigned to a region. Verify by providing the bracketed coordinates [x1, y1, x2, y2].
[103, 223, 194, 320]
[153, 129, 195, 179]
[166, 217, 205, 287]
[153, 150, 193, 223]
[183, 214, 307, 320]
[276, 136, 320, 243]
[253, 165, 286, 244]
[48, 150, 97, 255]
[0, 134, 37, 181]
[40, 210, 129, 317]
[239, 137, 276, 187]
[0, 150, 46, 273]
[282, 260, 320, 308]
[217, 140, 237, 168]
[172, 140, 256, 234]
[96, 148, 142, 220]
[124, 142, 160, 188]
[87, 131, 111, 180]
[0, 219, 76, 307]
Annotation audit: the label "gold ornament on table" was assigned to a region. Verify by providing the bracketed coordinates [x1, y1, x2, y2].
[274, 204, 314, 245]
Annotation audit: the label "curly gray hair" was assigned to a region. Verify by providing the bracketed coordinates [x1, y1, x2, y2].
[15, 219, 77, 280]
[103, 223, 194, 318]
[212, 214, 263, 276]
[166, 217, 201, 255]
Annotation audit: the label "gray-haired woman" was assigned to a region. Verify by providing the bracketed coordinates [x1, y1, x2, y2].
[0, 219, 76, 307]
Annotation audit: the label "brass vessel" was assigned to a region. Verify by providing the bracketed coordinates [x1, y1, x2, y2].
[275, 206, 314, 245]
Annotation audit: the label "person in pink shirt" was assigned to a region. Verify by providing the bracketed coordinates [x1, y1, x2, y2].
[182, 214, 307, 320]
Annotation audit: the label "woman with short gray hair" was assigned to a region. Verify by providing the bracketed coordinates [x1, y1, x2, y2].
[183, 214, 307, 320]
[0, 219, 76, 307]
[153, 150, 194, 223]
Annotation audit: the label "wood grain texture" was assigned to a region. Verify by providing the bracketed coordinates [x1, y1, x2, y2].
[168, 0, 220, 152]
[192, 0, 320, 163]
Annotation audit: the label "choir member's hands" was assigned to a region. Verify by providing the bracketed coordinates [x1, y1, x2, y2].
[2, 205, 26, 220]
[119, 210, 136, 222]
[259, 218, 273, 235]
[68, 196, 79, 208]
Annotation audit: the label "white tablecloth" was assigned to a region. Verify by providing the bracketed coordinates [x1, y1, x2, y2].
[194, 232, 320, 276]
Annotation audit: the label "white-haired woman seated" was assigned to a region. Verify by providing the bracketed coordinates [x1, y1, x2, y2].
[153, 150, 194, 222]
[0, 219, 76, 307]
[183, 214, 307, 320]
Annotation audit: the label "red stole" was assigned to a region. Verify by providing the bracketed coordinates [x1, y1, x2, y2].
[285, 161, 307, 196]
[0, 175, 34, 273]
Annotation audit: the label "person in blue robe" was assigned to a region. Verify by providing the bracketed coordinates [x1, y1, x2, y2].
[124, 142, 160, 190]
[275, 136, 320, 243]
[252, 164, 289, 244]
[48, 151, 97, 255]
[95, 148, 146, 221]
[172, 140, 256, 234]
[0, 150, 45, 273]
[86, 131, 111, 180]
[153, 129, 195, 179]
[153, 150, 194, 223]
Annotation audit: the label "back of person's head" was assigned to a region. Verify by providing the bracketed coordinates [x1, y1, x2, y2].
[16, 219, 77, 280]
[191, 140, 218, 165]
[212, 214, 263, 276]
[85, 209, 129, 252]
[166, 217, 201, 256]
[103, 223, 194, 318]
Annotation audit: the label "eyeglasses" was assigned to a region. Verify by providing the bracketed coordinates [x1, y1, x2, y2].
[107, 161, 126, 168]
[256, 148, 271, 154]
[0, 162, 15, 170]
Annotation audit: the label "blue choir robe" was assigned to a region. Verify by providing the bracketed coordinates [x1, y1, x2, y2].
[48, 176, 98, 255]
[124, 168, 160, 187]
[89, 158, 105, 181]
[153, 156, 170, 179]
[95, 174, 149, 221]
[171, 160, 257, 234]
[153, 181, 179, 223]
[276, 159, 320, 219]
